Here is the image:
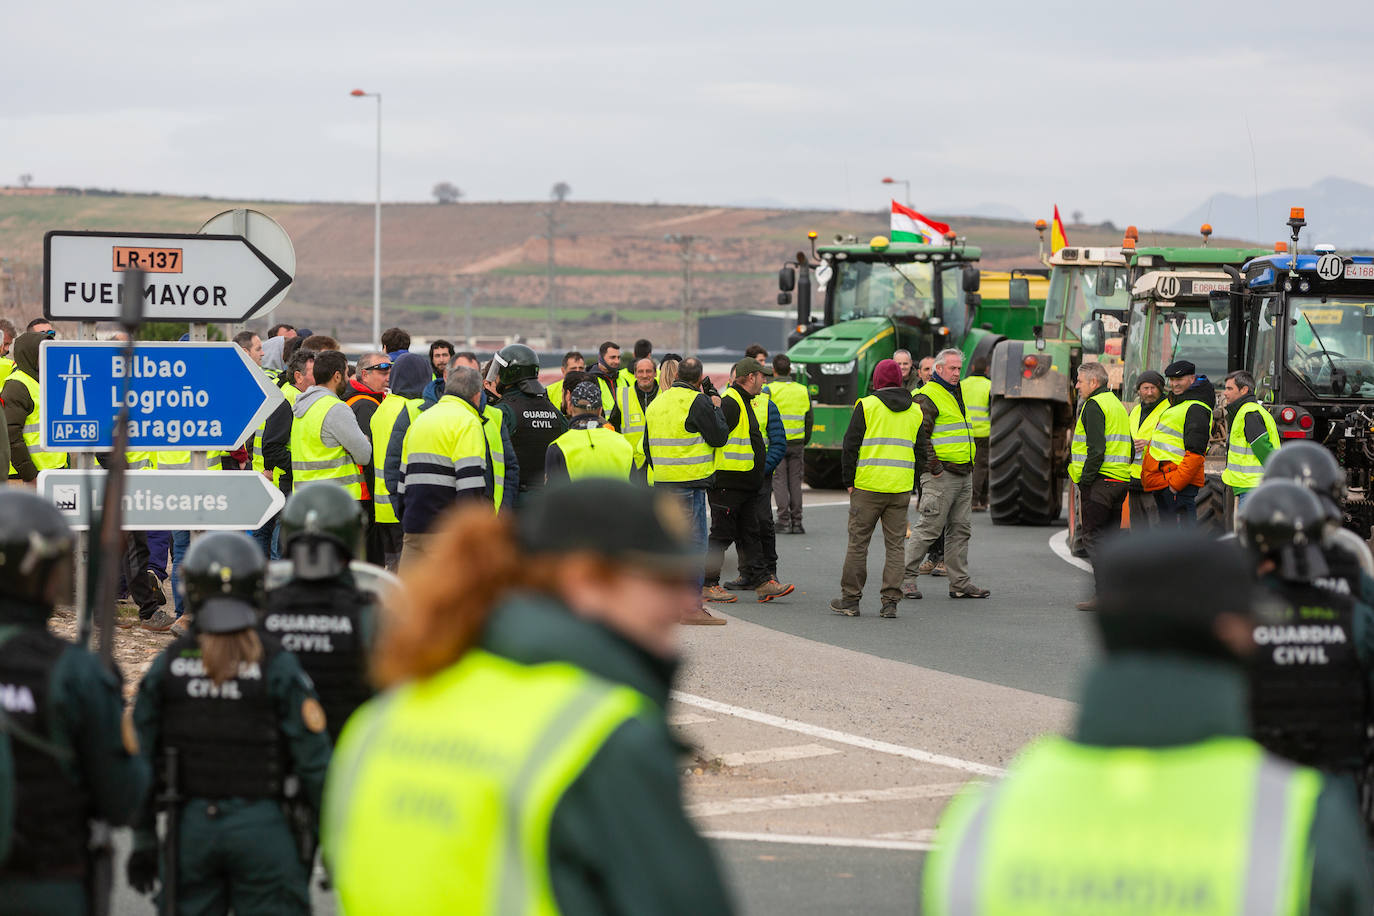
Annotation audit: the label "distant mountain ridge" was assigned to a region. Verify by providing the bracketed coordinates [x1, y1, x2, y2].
[1171, 177, 1374, 249]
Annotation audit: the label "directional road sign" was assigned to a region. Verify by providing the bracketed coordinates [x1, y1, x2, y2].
[37, 469, 286, 531]
[44, 230, 293, 322]
[39, 340, 284, 452]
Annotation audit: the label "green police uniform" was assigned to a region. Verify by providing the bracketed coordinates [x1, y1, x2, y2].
[132, 632, 332, 915]
[324, 594, 734, 915]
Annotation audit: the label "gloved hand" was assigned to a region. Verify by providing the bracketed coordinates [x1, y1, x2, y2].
[126, 848, 159, 896]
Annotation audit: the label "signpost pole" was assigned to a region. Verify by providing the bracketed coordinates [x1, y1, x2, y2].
[188, 324, 208, 553]
[75, 321, 96, 647]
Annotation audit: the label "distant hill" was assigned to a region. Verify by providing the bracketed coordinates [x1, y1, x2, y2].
[1170, 177, 1374, 249]
[0, 193, 1248, 347]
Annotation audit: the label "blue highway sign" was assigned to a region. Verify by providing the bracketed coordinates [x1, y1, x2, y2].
[39, 341, 284, 452]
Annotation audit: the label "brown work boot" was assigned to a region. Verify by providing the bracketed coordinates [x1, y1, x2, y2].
[949, 583, 991, 599]
[916, 558, 937, 576]
[829, 598, 860, 617]
[902, 580, 923, 600]
[139, 609, 177, 632]
[702, 585, 737, 604]
[755, 579, 795, 602]
[681, 605, 727, 626]
[932, 561, 948, 578]
[880, 601, 899, 619]
[170, 614, 191, 636]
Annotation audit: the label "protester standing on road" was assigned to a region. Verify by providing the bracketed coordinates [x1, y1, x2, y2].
[903, 348, 989, 599]
[0, 491, 150, 916]
[397, 364, 489, 562]
[347, 352, 391, 563]
[265, 483, 378, 743]
[1143, 359, 1215, 525]
[492, 344, 567, 506]
[703, 358, 795, 605]
[960, 356, 992, 511]
[1222, 369, 1279, 512]
[916, 356, 934, 387]
[290, 350, 373, 510]
[643, 357, 730, 624]
[892, 348, 917, 393]
[923, 528, 1373, 913]
[546, 380, 638, 484]
[617, 357, 658, 470]
[380, 326, 410, 360]
[424, 338, 452, 399]
[832, 359, 923, 618]
[725, 362, 788, 592]
[4, 330, 67, 481]
[618, 338, 653, 388]
[1126, 370, 1167, 528]
[547, 350, 586, 416]
[372, 352, 430, 570]
[1069, 361, 1132, 611]
[423, 348, 476, 408]
[129, 532, 331, 916]
[591, 341, 623, 424]
[767, 354, 812, 534]
[323, 480, 736, 916]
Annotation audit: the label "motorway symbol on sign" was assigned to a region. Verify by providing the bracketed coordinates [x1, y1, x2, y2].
[44, 230, 293, 322]
[39, 340, 284, 452]
[37, 469, 286, 531]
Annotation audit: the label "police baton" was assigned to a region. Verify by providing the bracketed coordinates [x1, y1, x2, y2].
[158, 746, 181, 916]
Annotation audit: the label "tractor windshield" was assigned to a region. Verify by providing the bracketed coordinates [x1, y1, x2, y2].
[1044, 265, 1128, 337]
[1123, 303, 1228, 392]
[831, 259, 937, 322]
[1287, 297, 1374, 398]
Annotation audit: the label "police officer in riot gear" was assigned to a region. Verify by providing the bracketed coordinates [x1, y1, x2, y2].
[1265, 440, 1374, 603]
[0, 491, 150, 916]
[129, 531, 331, 915]
[1238, 480, 1374, 789]
[265, 482, 378, 743]
[491, 343, 566, 506]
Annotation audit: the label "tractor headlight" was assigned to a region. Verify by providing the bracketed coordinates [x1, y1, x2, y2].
[820, 361, 856, 375]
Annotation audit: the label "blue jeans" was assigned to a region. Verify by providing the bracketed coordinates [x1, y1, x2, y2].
[1234, 489, 1251, 511]
[251, 514, 279, 560]
[1154, 485, 1199, 527]
[665, 485, 708, 594]
[145, 531, 172, 580]
[171, 531, 190, 618]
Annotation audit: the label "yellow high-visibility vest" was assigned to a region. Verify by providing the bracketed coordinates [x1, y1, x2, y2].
[766, 379, 810, 442]
[1223, 401, 1279, 490]
[290, 394, 363, 499]
[644, 386, 714, 485]
[1068, 390, 1133, 483]
[370, 394, 422, 524]
[854, 395, 922, 493]
[7, 371, 67, 474]
[960, 375, 991, 438]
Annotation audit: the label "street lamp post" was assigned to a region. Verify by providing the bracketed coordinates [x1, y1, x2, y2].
[351, 88, 382, 346]
[881, 176, 910, 208]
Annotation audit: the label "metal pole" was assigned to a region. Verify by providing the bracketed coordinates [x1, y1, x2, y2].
[373, 94, 382, 347]
[545, 207, 557, 348]
[464, 284, 475, 348]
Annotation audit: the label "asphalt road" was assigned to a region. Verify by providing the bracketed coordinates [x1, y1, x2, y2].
[106, 487, 1093, 916]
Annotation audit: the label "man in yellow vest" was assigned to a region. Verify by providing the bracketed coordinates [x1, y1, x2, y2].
[0, 318, 15, 386]
[1126, 370, 1168, 528]
[923, 529, 1372, 913]
[1142, 360, 1215, 526]
[289, 350, 372, 507]
[546, 350, 586, 416]
[1222, 369, 1279, 512]
[396, 364, 489, 564]
[1069, 361, 1133, 612]
[589, 341, 623, 427]
[832, 359, 923, 618]
[373, 352, 432, 570]
[902, 348, 989, 599]
[617, 357, 657, 472]
[767, 354, 812, 534]
[960, 356, 992, 511]
[3, 330, 67, 482]
[260, 346, 315, 558]
[618, 338, 653, 388]
[546, 379, 638, 484]
[644, 357, 731, 624]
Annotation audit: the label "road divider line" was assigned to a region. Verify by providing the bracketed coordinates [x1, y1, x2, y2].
[672, 692, 1005, 777]
[1048, 530, 1092, 572]
[666, 713, 716, 727]
[688, 782, 970, 818]
[717, 743, 841, 767]
[703, 830, 935, 852]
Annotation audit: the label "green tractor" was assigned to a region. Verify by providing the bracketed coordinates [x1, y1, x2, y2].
[778, 233, 1044, 488]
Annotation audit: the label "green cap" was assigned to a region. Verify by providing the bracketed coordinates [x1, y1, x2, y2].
[733, 357, 765, 378]
[518, 479, 697, 575]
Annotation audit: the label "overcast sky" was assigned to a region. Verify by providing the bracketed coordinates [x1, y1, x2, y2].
[5, 0, 1372, 231]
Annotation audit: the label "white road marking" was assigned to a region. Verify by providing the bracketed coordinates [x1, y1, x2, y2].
[703, 830, 935, 852]
[872, 828, 940, 842]
[666, 713, 715, 727]
[718, 743, 841, 767]
[1048, 530, 1092, 572]
[799, 499, 850, 508]
[688, 782, 970, 818]
[672, 692, 1004, 777]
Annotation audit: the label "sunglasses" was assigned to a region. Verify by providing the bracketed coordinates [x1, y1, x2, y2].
[361, 362, 392, 372]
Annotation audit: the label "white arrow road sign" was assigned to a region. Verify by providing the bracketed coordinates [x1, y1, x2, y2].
[37, 469, 286, 531]
[44, 230, 293, 322]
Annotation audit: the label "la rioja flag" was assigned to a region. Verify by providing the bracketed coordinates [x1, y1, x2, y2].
[889, 200, 951, 244]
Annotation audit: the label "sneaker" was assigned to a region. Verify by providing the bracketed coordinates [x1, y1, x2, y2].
[949, 584, 991, 599]
[723, 575, 753, 590]
[139, 609, 177, 632]
[1075, 598, 1098, 612]
[755, 579, 795, 602]
[702, 585, 738, 604]
[170, 615, 191, 636]
[902, 581, 923, 600]
[932, 561, 948, 578]
[880, 602, 898, 618]
[147, 571, 167, 607]
[829, 598, 860, 617]
[792, 523, 806, 534]
[681, 605, 727, 625]
[916, 558, 937, 576]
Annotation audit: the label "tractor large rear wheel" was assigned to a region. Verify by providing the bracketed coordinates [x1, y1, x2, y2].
[803, 449, 844, 490]
[989, 398, 1062, 525]
[1195, 477, 1227, 534]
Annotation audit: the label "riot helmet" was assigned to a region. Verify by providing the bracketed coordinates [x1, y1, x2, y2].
[1263, 441, 1346, 521]
[279, 482, 363, 580]
[180, 531, 266, 633]
[0, 490, 74, 610]
[1237, 480, 1331, 582]
[488, 344, 539, 389]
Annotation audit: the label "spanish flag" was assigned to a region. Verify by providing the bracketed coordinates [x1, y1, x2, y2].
[1051, 205, 1069, 253]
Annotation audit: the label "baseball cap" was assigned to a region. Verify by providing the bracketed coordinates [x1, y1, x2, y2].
[519, 479, 698, 575]
[733, 358, 765, 378]
[1164, 360, 1197, 378]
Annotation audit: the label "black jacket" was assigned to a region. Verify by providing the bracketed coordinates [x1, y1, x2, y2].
[713, 383, 766, 492]
[841, 385, 923, 489]
[1077, 387, 1109, 484]
[642, 382, 729, 489]
[1173, 376, 1216, 456]
[495, 382, 569, 495]
[262, 373, 299, 493]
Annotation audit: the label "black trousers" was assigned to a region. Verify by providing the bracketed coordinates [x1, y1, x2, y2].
[1080, 476, 1128, 572]
[705, 487, 765, 586]
[754, 475, 777, 583]
[122, 531, 161, 618]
